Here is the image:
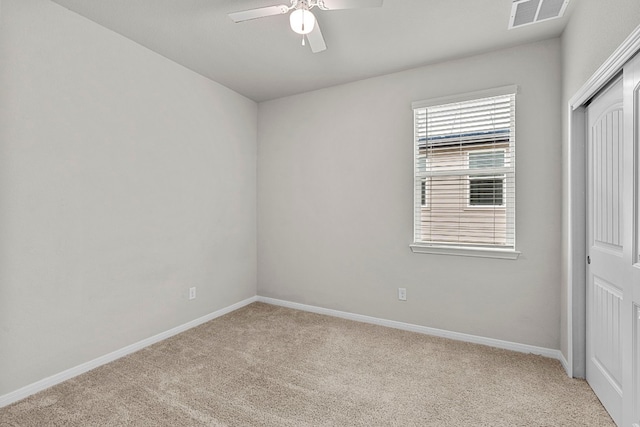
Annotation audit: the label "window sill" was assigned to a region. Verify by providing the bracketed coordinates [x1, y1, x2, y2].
[409, 243, 521, 260]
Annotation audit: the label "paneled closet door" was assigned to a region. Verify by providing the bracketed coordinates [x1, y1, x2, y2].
[622, 52, 640, 427]
[586, 76, 625, 427]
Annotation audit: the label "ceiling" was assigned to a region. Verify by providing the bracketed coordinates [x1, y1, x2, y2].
[50, 0, 574, 102]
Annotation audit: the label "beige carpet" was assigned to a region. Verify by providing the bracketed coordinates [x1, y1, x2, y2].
[0, 302, 613, 426]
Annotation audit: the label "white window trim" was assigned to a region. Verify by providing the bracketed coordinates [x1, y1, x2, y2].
[411, 85, 520, 260]
[409, 243, 521, 260]
[411, 85, 518, 110]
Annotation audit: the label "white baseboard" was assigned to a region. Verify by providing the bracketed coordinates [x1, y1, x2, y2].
[0, 296, 258, 408]
[558, 352, 571, 377]
[257, 296, 565, 362]
[1, 294, 567, 409]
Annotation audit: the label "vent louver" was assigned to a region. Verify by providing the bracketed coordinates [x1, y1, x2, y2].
[508, 0, 570, 29]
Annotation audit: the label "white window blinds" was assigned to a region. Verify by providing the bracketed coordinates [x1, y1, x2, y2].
[412, 88, 516, 251]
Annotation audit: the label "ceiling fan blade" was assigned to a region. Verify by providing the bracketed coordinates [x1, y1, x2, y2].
[318, 0, 383, 10]
[306, 21, 327, 53]
[228, 5, 290, 23]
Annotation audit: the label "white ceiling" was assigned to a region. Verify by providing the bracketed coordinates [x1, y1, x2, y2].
[50, 0, 573, 102]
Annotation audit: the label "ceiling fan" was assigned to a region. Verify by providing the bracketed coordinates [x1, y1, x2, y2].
[228, 0, 383, 53]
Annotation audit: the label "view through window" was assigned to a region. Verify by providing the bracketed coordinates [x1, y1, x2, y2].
[412, 88, 516, 253]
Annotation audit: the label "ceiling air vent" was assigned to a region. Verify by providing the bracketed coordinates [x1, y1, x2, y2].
[509, 0, 570, 29]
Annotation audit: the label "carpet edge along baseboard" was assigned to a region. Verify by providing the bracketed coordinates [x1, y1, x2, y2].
[0, 295, 567, 408]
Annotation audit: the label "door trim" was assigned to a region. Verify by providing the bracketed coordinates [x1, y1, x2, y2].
[567, 24, 640, 378]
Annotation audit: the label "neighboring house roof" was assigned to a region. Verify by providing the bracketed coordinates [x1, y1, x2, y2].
[419, 129, 511, 148]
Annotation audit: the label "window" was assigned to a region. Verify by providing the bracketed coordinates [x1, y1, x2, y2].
[468, 150, 505, 207]
[420, 178, 429, 207]
[469, 177, 504, 206]
[410, 86, 519, 259]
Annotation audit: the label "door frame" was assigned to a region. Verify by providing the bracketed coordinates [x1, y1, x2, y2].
[567, 24, 640, 378]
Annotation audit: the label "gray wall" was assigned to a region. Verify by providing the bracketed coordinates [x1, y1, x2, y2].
[0, 0, 257, 395]
[560, 0, 640, 364]
[258, 39, 562, 350]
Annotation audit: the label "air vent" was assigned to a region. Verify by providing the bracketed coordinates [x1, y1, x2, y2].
[508, 0, 570, 29]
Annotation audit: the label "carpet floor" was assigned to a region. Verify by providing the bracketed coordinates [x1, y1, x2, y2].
[0, 302, 614, 426]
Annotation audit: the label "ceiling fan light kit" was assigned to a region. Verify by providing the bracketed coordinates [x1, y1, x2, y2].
[290, 9, 316, 35]
[228, 0, 383, 53]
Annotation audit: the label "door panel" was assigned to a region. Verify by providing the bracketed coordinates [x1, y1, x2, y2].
[591, 276, 623, 390]
[587, 77, 624, 426]
[592, 106, 624, 252]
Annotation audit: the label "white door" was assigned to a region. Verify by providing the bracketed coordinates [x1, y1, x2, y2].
[586, 76, 625, 426]
[586, 53, 640, 427]
[622, 53, 640, 427]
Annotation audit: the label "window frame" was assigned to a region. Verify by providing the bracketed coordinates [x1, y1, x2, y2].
[420, 177, 430, 208]
[410, 85, 520, 260]
[468, 175, 506, 208]
[467, 148, 507, 209]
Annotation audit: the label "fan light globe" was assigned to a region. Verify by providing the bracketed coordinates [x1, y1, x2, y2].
[289, 9, 316, 35]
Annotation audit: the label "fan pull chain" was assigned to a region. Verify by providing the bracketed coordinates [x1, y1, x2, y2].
[302, 35, 305, 46]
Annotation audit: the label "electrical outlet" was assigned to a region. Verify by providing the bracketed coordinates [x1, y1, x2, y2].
[398, 287, 407, 301]
[189, 287, 196, 300]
